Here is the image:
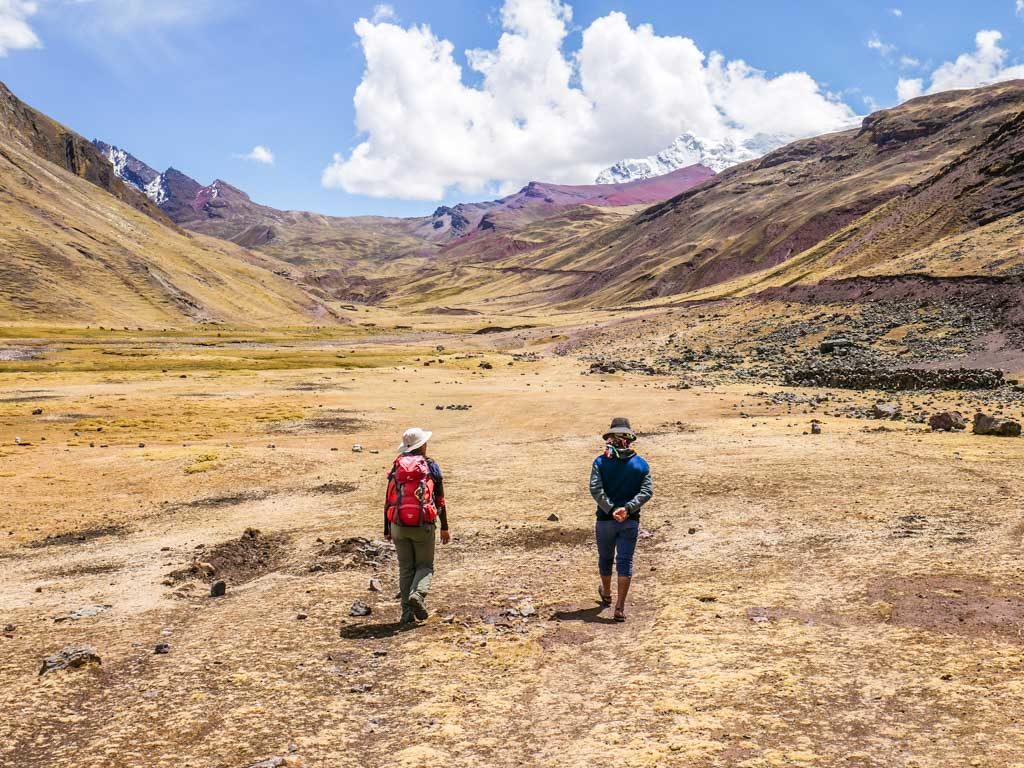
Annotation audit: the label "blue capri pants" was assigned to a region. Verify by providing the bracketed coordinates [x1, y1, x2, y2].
[595, 518, 640, 578]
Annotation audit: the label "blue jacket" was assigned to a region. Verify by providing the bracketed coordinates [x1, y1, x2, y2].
[590, 452, 653, 520]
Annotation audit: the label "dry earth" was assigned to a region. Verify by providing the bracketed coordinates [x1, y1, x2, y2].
[2, 321, 1024, 768]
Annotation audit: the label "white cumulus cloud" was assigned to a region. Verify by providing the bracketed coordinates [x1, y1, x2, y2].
[323, 0, 857, 201]
[896, 29, 1024, 102]
[1017, 0, 1024, 17]
[0, 0, 41, 56]
[237, 145, 275, 165]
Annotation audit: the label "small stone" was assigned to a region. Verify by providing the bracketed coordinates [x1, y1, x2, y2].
[368, 578, 383, 593]
[372, 649, 387, 657]
[3, 623, 15, 633]
[810, 423, 822, 435]
[296, 613, 308, 621]
[210, 580, 227, 598]
[31, 408, 43, 415]
[154, 643, 171, 654]
[352, 444, 363, 453]
[546, 513, 559, 522]
[688, 527, 698, 535]
[350, 600, 372, 617]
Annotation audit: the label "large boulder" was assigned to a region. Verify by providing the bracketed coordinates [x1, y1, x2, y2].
[39, 645, 101, 676]
[929, 411, 966, 432]
[872, 401, 902, 420]
[972, 413, 1022, 437]
[819, 338, 856, 354]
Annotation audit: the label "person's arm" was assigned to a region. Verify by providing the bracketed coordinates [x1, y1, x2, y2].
[590, 461, 615, 514]
[384, 472, 396, 539]
[429, 460, 451, 543]
[624, 472, 653, 515]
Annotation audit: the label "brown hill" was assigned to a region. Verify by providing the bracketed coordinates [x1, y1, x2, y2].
[391, 80, 1024, 313]
[0, 82, 170, 226]
[0, 132, 329, 325]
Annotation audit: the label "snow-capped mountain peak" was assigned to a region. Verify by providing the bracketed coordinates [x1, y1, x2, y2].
[596, 132, 794, 183]
[93, 140, 166, 203]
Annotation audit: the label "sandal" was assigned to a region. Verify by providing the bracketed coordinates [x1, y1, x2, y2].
[598, 584, 612, 607]
[614, 607, 626, 622]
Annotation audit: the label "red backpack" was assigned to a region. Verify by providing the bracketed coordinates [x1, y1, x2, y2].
[386, 455, 438, 527]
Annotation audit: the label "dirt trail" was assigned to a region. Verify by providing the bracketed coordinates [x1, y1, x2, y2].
[2, 334, 1024, 767]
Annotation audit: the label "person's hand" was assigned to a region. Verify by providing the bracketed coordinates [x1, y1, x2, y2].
[613, 507, 628, 522]
[440, 530, 451, 544]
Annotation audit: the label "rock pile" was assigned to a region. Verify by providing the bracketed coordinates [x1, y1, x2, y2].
[785, 367, 1004, 391]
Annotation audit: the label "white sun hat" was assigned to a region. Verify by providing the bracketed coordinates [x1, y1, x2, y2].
[398, 427, 432, 453]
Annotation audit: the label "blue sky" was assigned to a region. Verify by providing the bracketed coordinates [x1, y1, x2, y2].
[2, 0, 1024, 217]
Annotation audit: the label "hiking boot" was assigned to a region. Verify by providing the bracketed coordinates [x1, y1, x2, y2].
[399, 609, 415, 626]
[408, 592, 429, 621]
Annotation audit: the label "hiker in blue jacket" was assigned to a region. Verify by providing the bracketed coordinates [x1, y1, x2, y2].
[591, 417, 653, 622]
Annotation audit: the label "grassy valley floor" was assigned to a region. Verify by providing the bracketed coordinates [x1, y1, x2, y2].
[1, 322, 1023, 768]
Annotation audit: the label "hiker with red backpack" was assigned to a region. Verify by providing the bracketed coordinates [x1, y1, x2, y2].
[591, 417, 653, 622]
[384, 427, 450, 625]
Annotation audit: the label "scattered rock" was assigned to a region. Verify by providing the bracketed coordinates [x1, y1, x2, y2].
[210, 580, 227, 597]
[247, 758, 286, 768]
[31, 407, 43, 415]
[478, 361, 493, 370]
[972, 413, 1022, 437]
[350, 600, 372, 617]
[368, 577, 383, 593]
[546, 513, 559, 522]
[154, 643, 171, 654]
[929, 411, 966, 432]
[54, 604, 112, 623]
[39, 645, 101, 676]
[351, 444, 363, 453]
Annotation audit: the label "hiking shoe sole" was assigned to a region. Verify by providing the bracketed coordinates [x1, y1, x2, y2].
[409, 593, 429, 621]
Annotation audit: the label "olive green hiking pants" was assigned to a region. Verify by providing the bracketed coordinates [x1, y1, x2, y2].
[391, 524, 435, 609]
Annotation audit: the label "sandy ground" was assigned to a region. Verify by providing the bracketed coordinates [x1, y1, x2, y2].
[2, 328, 1024, 768]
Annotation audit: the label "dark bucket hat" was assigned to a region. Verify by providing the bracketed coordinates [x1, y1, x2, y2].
[603, 417, 636, 440]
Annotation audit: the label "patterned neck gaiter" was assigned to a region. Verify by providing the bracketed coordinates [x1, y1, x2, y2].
[604, 435, 636, 460]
